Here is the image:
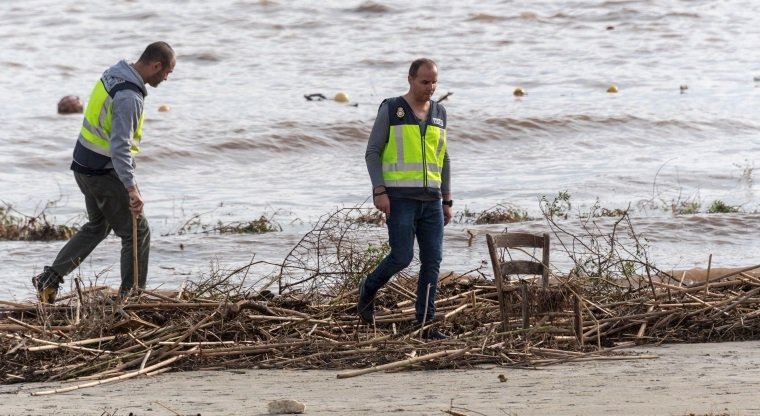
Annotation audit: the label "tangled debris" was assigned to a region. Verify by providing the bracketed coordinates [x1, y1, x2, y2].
[3, 205, 760, 393]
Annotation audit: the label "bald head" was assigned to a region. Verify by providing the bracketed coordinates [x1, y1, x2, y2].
[409, 58, 437, 78]
[134, 41, 176, 88]
[137, 41, 175, 68]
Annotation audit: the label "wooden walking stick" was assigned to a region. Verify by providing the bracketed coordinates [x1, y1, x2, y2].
[132, 213, 139, 293]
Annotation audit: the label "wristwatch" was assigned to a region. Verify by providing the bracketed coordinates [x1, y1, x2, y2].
[442, 200, 453, 207]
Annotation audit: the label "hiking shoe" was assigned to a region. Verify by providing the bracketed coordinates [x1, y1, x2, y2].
[357, 277, 375, 323]
[32, 267, 63, 304]
[422, 327, 449, 340]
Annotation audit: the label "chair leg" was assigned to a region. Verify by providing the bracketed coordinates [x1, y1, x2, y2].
[521, 283, 530, 329]
[573, 289, 583, 346]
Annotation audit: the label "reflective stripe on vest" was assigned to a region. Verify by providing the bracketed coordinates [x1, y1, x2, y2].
[78, 79, 144, 157]
[381, 99, 447, 188]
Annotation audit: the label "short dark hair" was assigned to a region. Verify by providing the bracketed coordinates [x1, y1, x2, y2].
[409, 58, 437, 78]
[137, 41, 175, 67]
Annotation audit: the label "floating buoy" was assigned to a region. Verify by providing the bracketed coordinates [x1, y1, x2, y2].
[334, 91, 350, 103]
[158, 104, 171, 112]
[679, 85, 688, 93]
[57, 95, 83, 114]
[607, 84, 619, 93]
[513, 87, 526, 97]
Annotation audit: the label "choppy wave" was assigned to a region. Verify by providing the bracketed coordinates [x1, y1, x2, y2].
[1, 0, 759, 297]
[354, 2, 392, 13]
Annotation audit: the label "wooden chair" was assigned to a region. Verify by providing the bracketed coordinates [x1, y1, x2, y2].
[486, 232, 550, 330]
[486, 232, 583, 343]
[487, 232, 550, 288]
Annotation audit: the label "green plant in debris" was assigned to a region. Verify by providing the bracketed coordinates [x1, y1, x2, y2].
[474, 204, 531, 224]
[0, 204, 78, 241]
[350, 241, 390, 284]
[673, 200, 701, 215]
[453, 205, 476, 224]
[707, 200, 739, 214]
[580, 199, 628, 219]
[541, 194, 658, 300]
[216, 215, 281, 234]
[668, 189, 702, 215]
[540, 191, 572, 220]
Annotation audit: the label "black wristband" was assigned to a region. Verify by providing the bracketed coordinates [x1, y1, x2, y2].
[442, 200, 453, 207]
[373, 190, 388, 198]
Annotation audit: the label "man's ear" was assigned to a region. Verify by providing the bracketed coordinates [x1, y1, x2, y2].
[152, 61, 163, 72]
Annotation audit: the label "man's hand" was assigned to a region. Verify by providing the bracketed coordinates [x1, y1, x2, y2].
[443, 205, 453, 225]
[373, 186, 390, 215]
[127, 186, 144, 215]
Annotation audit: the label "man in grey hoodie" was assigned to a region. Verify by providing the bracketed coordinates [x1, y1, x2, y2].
[33, 41, 176, 303]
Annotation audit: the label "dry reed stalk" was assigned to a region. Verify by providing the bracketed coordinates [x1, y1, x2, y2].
[739, 272, 760, 285]
[636, 305, 655, 339]
[261, 348, 379, 368]
[374, 315, 416, 324]
[156, 341, 236, 347]
[0, 300, 30, 308]
[705, 254, 713, 295]
[442, 409, 470, 416]
[165, 340, 311, 357]
[529, 342, 636, 367]
[30, 350, 191, 396]
[336, 348, 469, 379]
[711, 286, 760, 317]
[155, 310, 219, 359]
[140, 289, 182, 303]
[444, 304, 470, 320]
[532, 355, 658, 364]
[26, 336, 116, 352]
[267, 305, 310, 318]
[132, 213, 139, 291]
[530, 347, 586, 357]
[4, 316, 51, 336]
[397, 303, 463, 316]
[243, 314, 332, 324]
[385, 282, 417, 303]
[0, 324, 73, 332]
[583, 310, 670, 326]
[682, 292, 729, 316]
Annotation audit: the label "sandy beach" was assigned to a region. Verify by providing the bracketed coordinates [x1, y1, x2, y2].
[2, 341, 759, 416]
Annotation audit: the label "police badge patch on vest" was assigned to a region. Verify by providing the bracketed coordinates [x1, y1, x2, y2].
[396, 107, 405, 118]
[432, 117, 443, 126]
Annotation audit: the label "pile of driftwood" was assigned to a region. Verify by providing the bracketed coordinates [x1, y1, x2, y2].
[583, 264, 760, 345]
[2, 263, 760, 391]
[0, 272, 622, 390]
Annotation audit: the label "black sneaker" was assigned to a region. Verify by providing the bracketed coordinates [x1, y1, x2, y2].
[357, 277, 375, 323]
[422, 327, 448, 340]
[32, 267, 63, 304]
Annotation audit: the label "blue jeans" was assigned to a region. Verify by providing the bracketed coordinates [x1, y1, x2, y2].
[364, 197, 444, 323]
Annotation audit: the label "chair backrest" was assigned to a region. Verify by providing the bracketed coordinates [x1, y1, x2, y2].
[486, 232, 550, 287]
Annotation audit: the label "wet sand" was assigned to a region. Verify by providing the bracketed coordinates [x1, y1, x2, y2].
[2, 341, 760, 415]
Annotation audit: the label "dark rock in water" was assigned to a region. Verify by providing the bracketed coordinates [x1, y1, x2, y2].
[57, 95, 83, 114]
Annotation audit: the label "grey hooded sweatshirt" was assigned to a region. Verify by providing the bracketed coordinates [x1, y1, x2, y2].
[71, 60, 148, 189]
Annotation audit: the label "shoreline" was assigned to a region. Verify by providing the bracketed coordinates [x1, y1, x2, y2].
[2, 341, 759, 416]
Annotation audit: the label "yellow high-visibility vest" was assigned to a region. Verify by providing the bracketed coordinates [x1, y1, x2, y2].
[381, 97, 447, 188]
[77, 79, 145, 157]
